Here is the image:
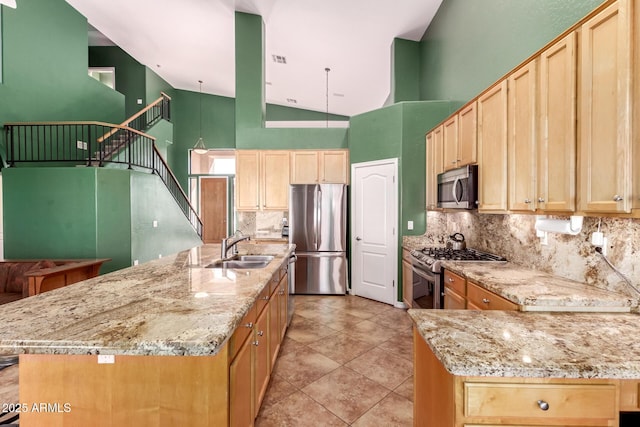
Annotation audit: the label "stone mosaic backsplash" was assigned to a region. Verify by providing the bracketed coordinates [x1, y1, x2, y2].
[419, 211, 640, 298]
[236, 211, 288, 239]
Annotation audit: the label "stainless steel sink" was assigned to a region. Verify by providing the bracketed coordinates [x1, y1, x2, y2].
[234, 255, 274, 262]
[206, 255, 274, 269]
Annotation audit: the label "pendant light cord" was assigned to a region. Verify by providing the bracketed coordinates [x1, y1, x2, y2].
[325, 68, 330, 128]
[199, 80, 203, 138]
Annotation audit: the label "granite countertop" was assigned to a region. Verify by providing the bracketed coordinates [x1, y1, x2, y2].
[409, 309, 640, 379]
[0, 243, 295, 357]
[442, 261, 634, 312]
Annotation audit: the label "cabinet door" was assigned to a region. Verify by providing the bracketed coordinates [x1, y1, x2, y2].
[236, 151, 261, 211]
[478, 80, 508, 212]
[426, 125, 444, 210]
[444, 287, 465, 309]
[261, 151, 290, 210]
[290, 151, 319, 184]
[443, 115, 459, 171]
[229, 332, 253, 427]
[508, 60, 538, 212]
[539, 32, 577, 213]
[268, 287, 280, 371]
[402, 259, 414, 308]
[467, 281, 519, 311]
[579, 0, 632, 213]
[278, 274, 288, 342]
[458, 101, 477, 167]
[254, 307, 269, 418]
[320, 150, 349, 183]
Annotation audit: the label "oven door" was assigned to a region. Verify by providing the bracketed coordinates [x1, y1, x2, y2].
[410, 265, 442, 309]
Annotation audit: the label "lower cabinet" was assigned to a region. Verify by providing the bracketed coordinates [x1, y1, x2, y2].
[414, 328, 620, 426]
[402, 249, 414, 308]
[443, 269, 519, 311]
[229, 264, 289, 426]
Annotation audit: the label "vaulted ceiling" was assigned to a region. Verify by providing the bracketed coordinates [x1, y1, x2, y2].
[66, 0, 443, 117]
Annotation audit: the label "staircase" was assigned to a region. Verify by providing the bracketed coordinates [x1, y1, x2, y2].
[3, 94, 203, 238]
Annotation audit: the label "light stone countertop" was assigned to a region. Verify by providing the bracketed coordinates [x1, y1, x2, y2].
[442, 261, 634, 312]
[0, 243, 295, 357]
[408, 309, 640, 379]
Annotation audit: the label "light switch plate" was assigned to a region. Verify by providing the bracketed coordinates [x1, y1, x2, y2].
[408, 220, 414, 230]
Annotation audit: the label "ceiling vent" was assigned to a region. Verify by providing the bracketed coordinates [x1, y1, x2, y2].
[272, 55, 287, 64]
[286, 98, 297, 104]
[333, 93, 345, 97]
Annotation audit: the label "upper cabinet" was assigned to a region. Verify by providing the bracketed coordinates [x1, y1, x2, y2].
[508, 60, 538, 212]
[538, 32, 577, 213]
[442, 102, 477, 172]
[426, 125, 444, 210]
[236, 150, 290, 211]
[477, 80, 508, 212]
[290, 150, 349, 184]
[579, 0, 633, 213]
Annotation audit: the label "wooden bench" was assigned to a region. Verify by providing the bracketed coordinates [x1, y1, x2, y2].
[0, 259, 111, 305]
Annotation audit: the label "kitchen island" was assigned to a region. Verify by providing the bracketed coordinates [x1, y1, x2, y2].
[409, 309, 640, 426]
[0, 243, 295, 426]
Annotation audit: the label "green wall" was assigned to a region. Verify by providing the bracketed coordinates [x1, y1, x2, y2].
[3, 167, 200, 272]
[0, 0, 125, 155]
[420, 0, 606, 103]
[89, 46, 146, 118]
[391, 38, 421, 103]
[265, 104, 349, 122]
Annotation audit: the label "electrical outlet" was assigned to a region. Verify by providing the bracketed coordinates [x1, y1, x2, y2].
[407, 220, 414, 230]
[133, 260, 139, 266]
[153, 220, 158, 228]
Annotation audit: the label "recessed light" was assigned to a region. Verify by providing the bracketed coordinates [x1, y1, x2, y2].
[286, 98, 297, 104]
[272, 55, 287, 64]
[333, 93, 345, 97]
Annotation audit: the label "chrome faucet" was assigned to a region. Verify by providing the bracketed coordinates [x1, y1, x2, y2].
[221, 231, 251, 260]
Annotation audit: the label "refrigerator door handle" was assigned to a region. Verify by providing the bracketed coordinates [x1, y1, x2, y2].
[315, 186, 321, 250]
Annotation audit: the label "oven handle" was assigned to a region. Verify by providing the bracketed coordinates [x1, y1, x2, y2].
[411, 265, 436, 281]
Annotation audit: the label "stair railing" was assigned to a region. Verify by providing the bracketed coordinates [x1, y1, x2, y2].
[4, 121, 202, 238]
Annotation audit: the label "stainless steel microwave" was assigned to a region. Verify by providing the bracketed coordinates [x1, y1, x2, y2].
[437, 164, 478, 209]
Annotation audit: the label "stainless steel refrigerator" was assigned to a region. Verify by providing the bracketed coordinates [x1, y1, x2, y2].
[289, 184, 348, 294]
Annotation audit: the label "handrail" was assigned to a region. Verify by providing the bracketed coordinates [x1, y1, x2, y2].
[97, 93, 171, 143]
[4, 121, 203, 239]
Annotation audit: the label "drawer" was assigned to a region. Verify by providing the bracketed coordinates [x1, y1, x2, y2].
[467, 281, 518, 311]
[443, 270, 466, 296]
[229, 305, 256, 360]
[464, 382, 617, 421]
[256, 285, 271, 314]
[269, 271, 281, 295]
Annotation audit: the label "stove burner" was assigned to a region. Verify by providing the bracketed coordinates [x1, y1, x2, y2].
[409, 247, 507, 272]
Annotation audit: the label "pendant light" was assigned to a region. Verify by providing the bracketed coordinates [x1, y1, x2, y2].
[193, 80, 208, 154]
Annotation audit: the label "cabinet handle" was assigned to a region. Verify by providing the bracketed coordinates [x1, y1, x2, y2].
[245, 322, 253, 329]
[448, 277, 454, 282]
[257, 330, 264, 337]
[537, 400, 550, 411]
[262, 296, 270, 301]
[451, 160, 457, 164]
[613, 195, 623, 202]
[253, 340, 259, 346]
[537, 197, 545, 203]
[482, 298, 490, 304]
[524, 199, 531, 204]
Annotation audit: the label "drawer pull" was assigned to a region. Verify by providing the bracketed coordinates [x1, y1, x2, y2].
[245, 322, 253, 329]
[262, 296, 270, 301]
[448, 277, 454, 283]
[537, 400, 550, 411]
[482, 298, 490, 304]
[257, 330, 264, 337]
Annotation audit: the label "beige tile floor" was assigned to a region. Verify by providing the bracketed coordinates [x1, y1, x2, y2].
[256, 295, 414, 426]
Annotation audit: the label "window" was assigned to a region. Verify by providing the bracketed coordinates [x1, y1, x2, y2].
[189, 150, 235, 175]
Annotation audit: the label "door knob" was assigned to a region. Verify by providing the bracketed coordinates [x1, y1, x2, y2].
[355, 236, 362, 241]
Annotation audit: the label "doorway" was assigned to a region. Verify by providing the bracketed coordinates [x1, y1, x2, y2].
[200, 177, 228, 244]
[350, 158, 398, 305]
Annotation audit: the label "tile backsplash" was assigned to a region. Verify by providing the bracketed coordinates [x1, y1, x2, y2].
[236, 211, 288, 239]
[424, 211, 640, 298]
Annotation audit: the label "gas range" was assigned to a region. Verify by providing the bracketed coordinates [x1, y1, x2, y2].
[410, 247, 507, 273]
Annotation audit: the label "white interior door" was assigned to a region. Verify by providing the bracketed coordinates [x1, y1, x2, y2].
[351, 158, 398, 305]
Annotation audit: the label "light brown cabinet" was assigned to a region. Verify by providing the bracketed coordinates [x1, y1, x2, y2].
[442, 270, 518, 311]
[538, 32, 577, 212]
[477, 80, 508, 212]
[425, 125, 444, 210]
[443, 114, 459, 171]
[413, 328, 620, 426]
[508, 60, 538, 212]
[579, 0, 633, 214]
[236, 150, 290, 211]
[443, 270, 466, 309]
[442, 102, 477, 172]
[402, 249, 414, 308]
[290, 150, 349, 184]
